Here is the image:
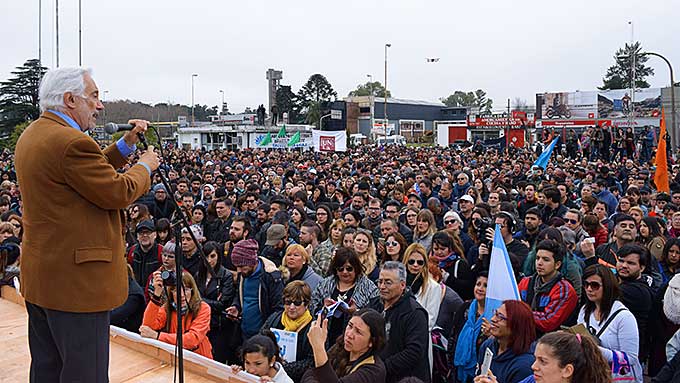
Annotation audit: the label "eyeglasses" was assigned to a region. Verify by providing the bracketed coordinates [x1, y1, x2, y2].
[584, 281, 602, 290]
[137, 231, 154, 237]
[408, 259, 425, 266]
[444, 219, 457, 225]
[457, 177, 466, 181]
[336, 266, 354, 273]
[246, 199, 256, 203]
[386, 241, 399, 247]
[376, 279, 396, 287]
[283, 299, 307, 306]
[567, 219, 579, 225]
[492, 309, 508, 322]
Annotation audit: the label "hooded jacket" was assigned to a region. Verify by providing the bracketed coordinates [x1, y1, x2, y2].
[477, 338, 534, 383]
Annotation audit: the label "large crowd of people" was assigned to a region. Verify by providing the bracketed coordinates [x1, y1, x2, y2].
[5, 123, 680, 382]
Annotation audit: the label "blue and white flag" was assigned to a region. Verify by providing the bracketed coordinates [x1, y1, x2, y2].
[532, 137, 559, 170]
[484, 224, 520, 318]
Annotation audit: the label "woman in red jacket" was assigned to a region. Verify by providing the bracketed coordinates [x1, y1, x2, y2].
[140, 270, 213, 359]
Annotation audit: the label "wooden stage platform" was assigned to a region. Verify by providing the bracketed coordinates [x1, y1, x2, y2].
[0, 286, 258, 383]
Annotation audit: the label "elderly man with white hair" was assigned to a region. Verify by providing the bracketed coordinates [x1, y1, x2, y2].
[15, 67, 159, 382]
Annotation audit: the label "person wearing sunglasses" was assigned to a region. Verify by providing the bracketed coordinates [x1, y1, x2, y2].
[382, 232, 407, 264]
[261, 281, 315, 382]
[577, 264, 642, 382]
[430, 231, 474, 301]
[310, 247, 379, 348]
[402, 243, 443, 331]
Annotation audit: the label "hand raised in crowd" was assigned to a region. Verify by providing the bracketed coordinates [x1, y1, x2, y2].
[307, 312, 329, 351]
[138, 146, 160, 172]
[580, 238, 596, 258]
[152, 271, 164, 296]
[478, 243, 489, 258]
[473, 370, 498, 383]
[481, 317, 492, 337]
[485, 227, 495, 244]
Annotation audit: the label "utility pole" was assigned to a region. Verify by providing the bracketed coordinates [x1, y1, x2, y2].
[55, 0, 59, 67]
[191, 74, 198, 125]
[38, 0, 41, 66]
[384, 43, 391, 142]
[78, 0, 82, 65]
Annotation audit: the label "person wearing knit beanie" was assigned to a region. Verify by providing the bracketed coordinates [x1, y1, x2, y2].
[231, 239, 259, 269]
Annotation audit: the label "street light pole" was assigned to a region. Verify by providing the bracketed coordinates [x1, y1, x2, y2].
[103, 90, 109, 123]
[367, 74, 373, 136]
[78, 0, 82, 66]
[643, 52, 677, 151]
[319, 113, 332, 131]
[191, 74, 198, 125]
[384, 43, 391, 142]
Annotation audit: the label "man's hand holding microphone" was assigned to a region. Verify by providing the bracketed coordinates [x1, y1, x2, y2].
[120, 119, 160, 173]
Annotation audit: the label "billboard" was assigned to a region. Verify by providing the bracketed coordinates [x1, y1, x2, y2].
[535, 88, 662, 126]
[597, 88, 662, 119]
[536, 91, 597, 120]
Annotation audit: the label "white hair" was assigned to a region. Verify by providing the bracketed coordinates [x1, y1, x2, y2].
[38, 67, 92, 112]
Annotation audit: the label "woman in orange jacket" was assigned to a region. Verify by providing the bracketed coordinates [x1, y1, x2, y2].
[140, 270, 213, 359]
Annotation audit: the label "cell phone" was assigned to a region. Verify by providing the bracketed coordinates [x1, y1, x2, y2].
[320, 307, 329, 321]
[480, 348, 494, 376]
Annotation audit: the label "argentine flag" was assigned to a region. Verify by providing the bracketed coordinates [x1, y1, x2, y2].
[532, 137, 559, 170]
[483, 224, 520, 318]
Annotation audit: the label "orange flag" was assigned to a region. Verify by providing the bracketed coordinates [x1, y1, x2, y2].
[654, 108, 670, 193]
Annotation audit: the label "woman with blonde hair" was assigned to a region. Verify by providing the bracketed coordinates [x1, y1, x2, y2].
[281, 244, 322, 291]
[353, 229, 378, 282]
[414, 209, 437, 252]
[141, 270, 213, 358]
[403, 243, 443, 329]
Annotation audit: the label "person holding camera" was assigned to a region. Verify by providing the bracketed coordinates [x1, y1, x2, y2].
[140, 270, 213, 359]
[475, 212, 528, 276]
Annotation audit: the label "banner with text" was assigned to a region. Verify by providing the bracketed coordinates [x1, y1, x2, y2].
[312, 130, 347, 152]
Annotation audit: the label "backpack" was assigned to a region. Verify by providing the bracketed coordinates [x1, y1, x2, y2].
[126, 244, 163, 266]
[431, 327, 451, 383]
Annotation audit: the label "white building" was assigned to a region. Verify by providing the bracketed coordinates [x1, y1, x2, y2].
[176, 124, 314, 150]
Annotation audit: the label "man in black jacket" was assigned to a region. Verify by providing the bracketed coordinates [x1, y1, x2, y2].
[127, 220, 162, 290]
[369, 261, 431, 383]
[616, 244, 654, 361]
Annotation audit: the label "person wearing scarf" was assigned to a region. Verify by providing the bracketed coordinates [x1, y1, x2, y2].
[454, 273, 490, 383]
[262, 280, 315, 382]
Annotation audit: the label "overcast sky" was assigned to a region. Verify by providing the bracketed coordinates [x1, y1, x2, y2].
[2, 0, 678, 114]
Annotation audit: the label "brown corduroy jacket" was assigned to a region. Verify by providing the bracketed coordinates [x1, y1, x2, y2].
[15, 111, 150, 312]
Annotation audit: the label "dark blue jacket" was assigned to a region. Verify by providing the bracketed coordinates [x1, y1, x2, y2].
[478, 338, 534, 383]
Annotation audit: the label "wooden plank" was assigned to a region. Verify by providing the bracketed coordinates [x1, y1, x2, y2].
[0, 298, 257, 383]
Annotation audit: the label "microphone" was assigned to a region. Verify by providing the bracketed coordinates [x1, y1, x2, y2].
[104, 122, 135, 134]
[104, 122, 148, 150]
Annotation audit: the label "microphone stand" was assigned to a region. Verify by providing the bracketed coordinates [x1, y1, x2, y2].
[137, 129, 216, 383]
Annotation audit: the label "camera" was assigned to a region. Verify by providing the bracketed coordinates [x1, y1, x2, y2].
[474, 217, 495, 248]
[161, 270, 176, 287]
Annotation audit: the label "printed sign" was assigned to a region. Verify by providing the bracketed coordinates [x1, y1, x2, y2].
[270, 328, 297, 363]
[319, 136, 336, 151]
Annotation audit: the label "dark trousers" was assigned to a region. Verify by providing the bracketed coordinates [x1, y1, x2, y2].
[26, 301, 110, 383]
